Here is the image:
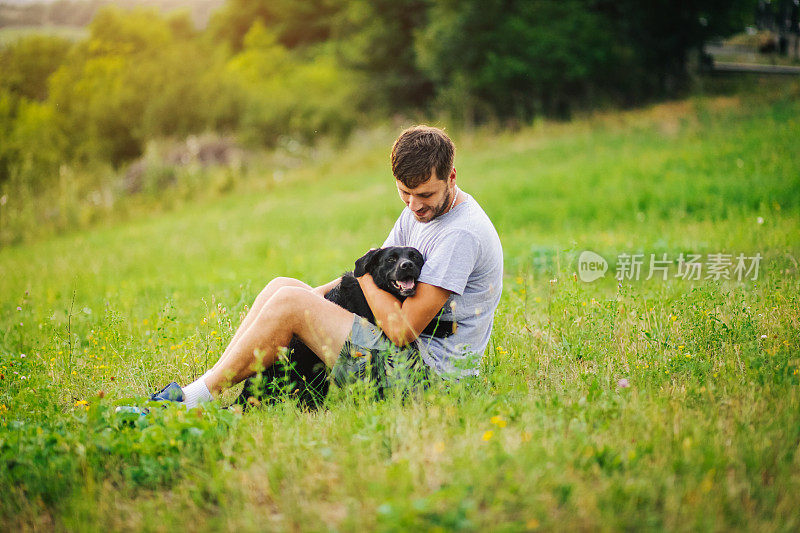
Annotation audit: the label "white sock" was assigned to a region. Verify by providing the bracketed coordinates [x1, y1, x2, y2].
[182, 375, 213, 409]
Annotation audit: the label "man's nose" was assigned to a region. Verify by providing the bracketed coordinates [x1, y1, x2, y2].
[408, 196, 422, 210]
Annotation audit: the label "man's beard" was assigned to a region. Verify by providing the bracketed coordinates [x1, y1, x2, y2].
[428, 186, 453, 221]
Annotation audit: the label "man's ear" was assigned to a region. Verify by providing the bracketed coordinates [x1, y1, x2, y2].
[354, 248, 381, 277]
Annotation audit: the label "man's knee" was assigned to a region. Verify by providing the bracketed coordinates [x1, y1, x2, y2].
[271, 285, 309, 306]
[256, 277, 300, 304]
[264, 276, 298, 292]
[260, 286, 310, 325]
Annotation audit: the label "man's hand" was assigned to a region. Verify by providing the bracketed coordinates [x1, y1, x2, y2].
[357, 273, 451, 346]
[312, 277, 341, 297]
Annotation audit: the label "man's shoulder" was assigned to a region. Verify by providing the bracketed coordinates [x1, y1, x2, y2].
[450, 195, 501, 245]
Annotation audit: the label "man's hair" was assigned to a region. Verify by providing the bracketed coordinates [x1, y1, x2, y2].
[391, 125, 455, 188]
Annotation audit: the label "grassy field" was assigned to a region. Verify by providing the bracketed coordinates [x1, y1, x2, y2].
[0, 25, 87, 45]
[1, 82, 799, 531]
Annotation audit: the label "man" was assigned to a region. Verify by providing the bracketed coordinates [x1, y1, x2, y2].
[146, 125, 503, 408]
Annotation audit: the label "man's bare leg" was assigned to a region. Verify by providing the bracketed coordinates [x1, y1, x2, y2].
[204, 286, 353, 396]
[209, 278, 313, 374]
[209, 276, 341, 375]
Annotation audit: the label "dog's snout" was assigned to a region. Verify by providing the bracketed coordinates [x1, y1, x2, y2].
[398, 259, 414, 271]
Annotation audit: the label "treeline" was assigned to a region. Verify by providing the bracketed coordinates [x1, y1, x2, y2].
[1, 0, 754, 192]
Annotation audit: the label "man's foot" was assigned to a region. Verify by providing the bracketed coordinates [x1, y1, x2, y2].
[150, 381, 185, 402]
[114, 381, 185, 417]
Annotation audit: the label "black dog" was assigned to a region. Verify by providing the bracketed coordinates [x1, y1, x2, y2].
[234, 247, 454, 409]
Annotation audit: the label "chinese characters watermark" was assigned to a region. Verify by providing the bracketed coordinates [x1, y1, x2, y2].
[578, 251, 762, 282]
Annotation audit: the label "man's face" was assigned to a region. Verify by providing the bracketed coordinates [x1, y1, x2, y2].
[396, 170, 455, 223]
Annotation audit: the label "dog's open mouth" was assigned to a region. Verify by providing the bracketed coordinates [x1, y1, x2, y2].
[391, 278, 417, 296]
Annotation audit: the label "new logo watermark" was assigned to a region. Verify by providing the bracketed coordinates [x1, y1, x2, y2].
[578, 251, 762, 282]
[578, 250, 608, 282]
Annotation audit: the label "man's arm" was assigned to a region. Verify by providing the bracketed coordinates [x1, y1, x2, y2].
[357, 273, 450, 346]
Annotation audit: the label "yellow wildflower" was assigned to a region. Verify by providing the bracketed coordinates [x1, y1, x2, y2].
[490, 415, 507, 428]
[482, 430, 494, 441]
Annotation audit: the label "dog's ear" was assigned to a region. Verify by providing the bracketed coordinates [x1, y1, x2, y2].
[354, 248, 381, 277]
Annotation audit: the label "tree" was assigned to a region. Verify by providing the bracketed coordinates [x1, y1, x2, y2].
[416, 0, 757, 122]
[48, 6, 230, 165]
[0, 35, 73, 101]
[208, 0, 340, 51]
[597, 0, 756, 97]
[417, 0, 618, 121]
[225, 21, 359, 145]
[331, 0, 433, 110]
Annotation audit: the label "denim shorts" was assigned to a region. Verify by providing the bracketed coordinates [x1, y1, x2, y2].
[332, 315, 431, 397]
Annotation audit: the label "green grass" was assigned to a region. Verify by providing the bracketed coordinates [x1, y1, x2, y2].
[1, 84, 800, 531]
[0, 25, 88, 45]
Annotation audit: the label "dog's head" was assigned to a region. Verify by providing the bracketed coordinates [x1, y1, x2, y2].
[354, 247, 425, 298]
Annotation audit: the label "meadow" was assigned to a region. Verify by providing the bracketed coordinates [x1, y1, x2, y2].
[0, 25, 88, 45]
[1, 82, 799, 531]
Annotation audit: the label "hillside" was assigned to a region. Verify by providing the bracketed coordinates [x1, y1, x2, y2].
[1, 87, 799, 530]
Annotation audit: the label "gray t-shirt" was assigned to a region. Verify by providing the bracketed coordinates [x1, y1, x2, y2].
[382, 191, 503, 378]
